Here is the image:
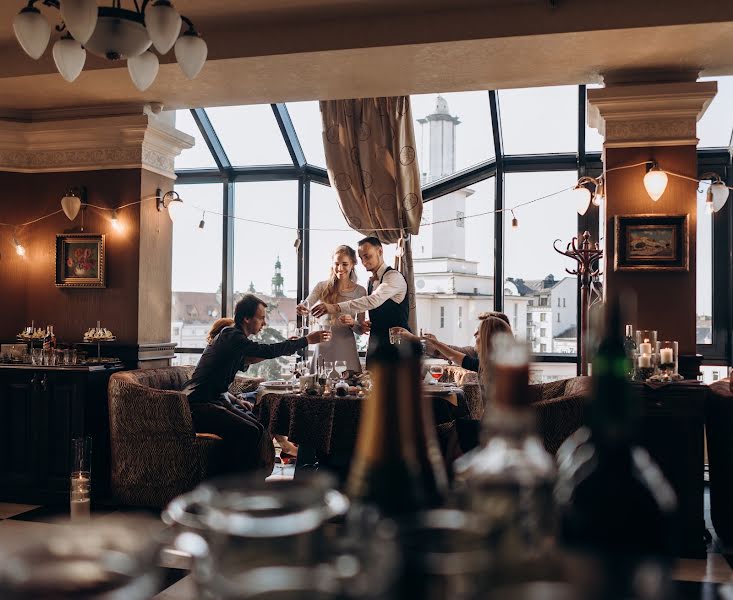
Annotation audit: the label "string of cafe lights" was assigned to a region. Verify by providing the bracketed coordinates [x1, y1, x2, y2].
[2, 161, 730, 256]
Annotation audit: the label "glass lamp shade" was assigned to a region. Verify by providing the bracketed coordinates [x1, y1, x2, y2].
[643, 167, 668, 202]
[13, 6, 51, 60]
[166, 197, 183, 222]
[61, 193, 82, 221]
[710, 181, 730, 212]
[145, 0, 182, 54]
[175, 32, 208, 79]
[573, 185, 592, 215]
[60, 0, 99, 45]
[127, 50, 159, 91]
[84, 10, 152, 60]
[53, 36, 87, 83]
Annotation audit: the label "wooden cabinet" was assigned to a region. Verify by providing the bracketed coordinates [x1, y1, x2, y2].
[634, 381, 707, 558]
[0, 365, 121, 505]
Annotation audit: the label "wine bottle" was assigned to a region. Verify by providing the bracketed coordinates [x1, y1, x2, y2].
[346, 339, 447, 517]
[453, 332, 557, 582]
[556, 300, 677, 599]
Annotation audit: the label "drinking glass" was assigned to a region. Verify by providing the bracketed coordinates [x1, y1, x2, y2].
[388, 327, 400, 345]
[335, 361, 347, 380]
[323, 361, 334, 382]
[429, 365, 444, 384]
[71, 436, 92, 521]
[32, 347, 42, 366]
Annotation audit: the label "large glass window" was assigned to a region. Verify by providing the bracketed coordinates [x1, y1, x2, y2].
[171, 184, 223, 356]
[500, 86, 578, 155]
[503, 171, 579, 363]
[287, 101, 326, 167]
[175, 110, 217, 169]
[412, 178, 495, 347]
[207, 105, 293, 166]
[411, 91, 494, 180]
[233, 181, 299, 380]
[696, 185, 713, 344]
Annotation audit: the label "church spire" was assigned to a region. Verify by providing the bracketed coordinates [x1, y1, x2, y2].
[271, 255, 284, 297]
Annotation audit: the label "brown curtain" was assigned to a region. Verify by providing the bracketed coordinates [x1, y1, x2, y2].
[320, 97, 422, 331]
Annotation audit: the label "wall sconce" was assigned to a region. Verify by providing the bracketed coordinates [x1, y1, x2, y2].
[573, 176, 603, 215]
[156, 188, 183, 222]
[700, 172, 730, 214]
[643, 162, 668, 202]
[61, 186, 87, 221]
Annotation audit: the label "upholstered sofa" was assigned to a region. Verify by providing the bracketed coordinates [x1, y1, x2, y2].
[707, 378, 733, 544]
[107, 366, 261, 508]
[440, 365, 590, 456]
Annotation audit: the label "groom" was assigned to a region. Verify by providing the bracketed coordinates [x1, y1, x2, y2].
[312, 236, 410, 363]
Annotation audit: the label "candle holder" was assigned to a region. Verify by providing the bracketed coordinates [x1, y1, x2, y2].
[634, 330, 658, 381]
[70, 436, 92, 521]
[656, 340, 678, 377]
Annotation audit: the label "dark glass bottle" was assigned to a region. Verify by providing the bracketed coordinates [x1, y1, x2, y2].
[453, 333, 557, 583]
[556, 301, 677, 599]
[346, 340, 447, 517]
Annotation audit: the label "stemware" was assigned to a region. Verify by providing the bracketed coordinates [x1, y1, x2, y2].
[429, 364, 444, 385]
[335, 360, 347, 380]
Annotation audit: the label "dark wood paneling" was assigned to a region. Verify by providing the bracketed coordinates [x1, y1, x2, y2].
[0, 170, 142, 344]
[604, 146, 697, 354]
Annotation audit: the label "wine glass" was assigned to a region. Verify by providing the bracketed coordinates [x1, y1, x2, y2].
[429, 364, 444, 385]
[335, 360, 347, 380]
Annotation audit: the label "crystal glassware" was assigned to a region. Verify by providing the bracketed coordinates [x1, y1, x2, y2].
[71, 436, 92, 521]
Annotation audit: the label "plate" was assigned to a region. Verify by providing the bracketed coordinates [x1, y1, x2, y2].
[261, 381, 292, 389]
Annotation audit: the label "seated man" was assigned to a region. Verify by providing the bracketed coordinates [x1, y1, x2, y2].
[182, 293, 326, 475]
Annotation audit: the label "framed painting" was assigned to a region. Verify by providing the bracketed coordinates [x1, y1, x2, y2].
[55, 233, 106, 288]
[614, 214, 688, 272]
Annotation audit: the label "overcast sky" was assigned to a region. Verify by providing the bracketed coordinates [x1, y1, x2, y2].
[171, 80, 733, 317]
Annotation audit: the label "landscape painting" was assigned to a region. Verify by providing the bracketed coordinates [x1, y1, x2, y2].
[614, 215, 688, 271]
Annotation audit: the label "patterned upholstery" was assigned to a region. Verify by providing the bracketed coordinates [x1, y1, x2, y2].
[440, 365, 590, 456]
[107, 367, 263, 508]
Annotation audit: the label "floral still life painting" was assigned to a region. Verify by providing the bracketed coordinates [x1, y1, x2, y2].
[55, 234, 106, 288]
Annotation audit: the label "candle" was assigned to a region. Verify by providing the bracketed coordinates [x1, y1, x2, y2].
[639, 339, 652, 355]
[660, 348, 674, 365]
[638, 354, 651, 368]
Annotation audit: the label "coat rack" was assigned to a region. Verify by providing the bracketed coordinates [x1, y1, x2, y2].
[554, 231, 603, 376]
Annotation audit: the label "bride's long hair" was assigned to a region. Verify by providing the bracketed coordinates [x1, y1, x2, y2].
[320, 245, 358, 304]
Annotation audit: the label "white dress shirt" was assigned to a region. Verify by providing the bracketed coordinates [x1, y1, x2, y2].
[336, 262, 407, 314]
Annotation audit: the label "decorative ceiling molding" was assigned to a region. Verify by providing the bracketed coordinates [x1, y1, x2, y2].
[0, 110, 193, 177]
[587, 81, 718, 147]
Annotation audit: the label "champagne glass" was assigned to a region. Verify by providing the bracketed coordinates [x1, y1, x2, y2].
[335, 360, 347, 380]
[429, 364, 444, 385]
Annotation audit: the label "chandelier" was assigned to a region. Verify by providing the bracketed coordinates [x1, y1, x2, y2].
[13, 0, 207, 91]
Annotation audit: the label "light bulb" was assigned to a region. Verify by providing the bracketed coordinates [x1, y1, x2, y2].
[710, 180, 730, 213]
[705, 193, 714, 215]
[573, 184, 592, 215]
[61, 191, 82, 220]
[643, 165, 668, 202]
[166, 195, 183, 222]
[13, 5, 51, 60]
[14, 237, 26, 257]
[145, 0, 182, 54]
[198, 212, 206, 230]
[175, 31, 207, 79]
[592, 179, 604, 206]
[511, 211, 518, 230]
[111, 209, 122, 231]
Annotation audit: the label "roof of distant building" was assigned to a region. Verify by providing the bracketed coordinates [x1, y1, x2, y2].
[555, 325, 577, 339]
[506, 275, 572, 296]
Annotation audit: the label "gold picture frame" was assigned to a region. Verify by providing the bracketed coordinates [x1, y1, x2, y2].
[614, 214, 689, 272]
[55, 233, 106, 288]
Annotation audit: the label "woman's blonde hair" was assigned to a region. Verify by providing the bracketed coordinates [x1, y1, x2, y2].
[476, 315, 513, 393]
[207, 318, 234, 344]
[320, 245, 358, 304]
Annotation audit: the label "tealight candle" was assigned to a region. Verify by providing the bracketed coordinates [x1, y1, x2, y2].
[638, 354, 651, 368]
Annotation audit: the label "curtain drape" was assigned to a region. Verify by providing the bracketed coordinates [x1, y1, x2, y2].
[320, 96, 423, 331]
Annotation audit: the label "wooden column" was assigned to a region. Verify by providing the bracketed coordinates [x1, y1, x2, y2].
[588, 81, 717, 355]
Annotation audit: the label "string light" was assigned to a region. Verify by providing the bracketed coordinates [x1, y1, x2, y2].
[13, 234, 25, 257]
[511, 210, 519, 230]
[111, 209, 122, 231]
[643, 162, 669, 201]
[198, 211, 206, 230]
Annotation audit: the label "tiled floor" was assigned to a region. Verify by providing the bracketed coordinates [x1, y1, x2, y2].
[0, 482, 730, 599]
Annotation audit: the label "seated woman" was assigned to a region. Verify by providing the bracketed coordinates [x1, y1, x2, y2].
[392, 311, 512, 372]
